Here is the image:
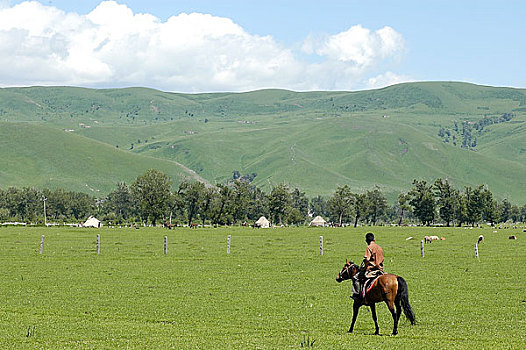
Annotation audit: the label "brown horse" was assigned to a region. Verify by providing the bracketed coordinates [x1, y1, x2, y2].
[336, 259, 416, 335]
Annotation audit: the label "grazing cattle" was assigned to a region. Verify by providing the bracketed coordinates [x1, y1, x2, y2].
[509, 235, 517, 240]
[425, 236, 440, 243]
[163, 221, 176, 229]
[477, 235, 484, 244]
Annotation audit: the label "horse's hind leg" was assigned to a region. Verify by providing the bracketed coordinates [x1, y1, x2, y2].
[348, 302, 360, 333]
[394, 296, 402, 324]
[370, 304, 379, 335]
[385, 299, 398, 335]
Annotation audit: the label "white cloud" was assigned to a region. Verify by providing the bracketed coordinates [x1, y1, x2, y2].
[0, 1, 408, 91]
[306, 25, 404, 69]
[366, 72, 414, 89]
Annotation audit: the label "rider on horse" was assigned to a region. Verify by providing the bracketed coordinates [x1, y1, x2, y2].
[352, 232, 384, 301]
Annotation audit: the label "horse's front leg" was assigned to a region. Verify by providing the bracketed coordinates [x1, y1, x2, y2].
[370, 303, 379, 335]
[348, 301, 361, 333]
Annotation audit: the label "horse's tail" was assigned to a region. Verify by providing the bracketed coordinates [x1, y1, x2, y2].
[396, 276, 416, 325]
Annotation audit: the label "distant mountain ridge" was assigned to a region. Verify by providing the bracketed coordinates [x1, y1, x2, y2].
[1, 82, 525, 202]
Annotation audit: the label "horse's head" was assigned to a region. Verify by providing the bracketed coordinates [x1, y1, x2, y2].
[336, 259, 360, 283]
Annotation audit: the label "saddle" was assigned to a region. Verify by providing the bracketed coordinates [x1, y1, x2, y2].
[361, 270, 384, 298]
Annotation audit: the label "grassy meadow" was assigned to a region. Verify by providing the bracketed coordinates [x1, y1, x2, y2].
[0, 225, 524, 349]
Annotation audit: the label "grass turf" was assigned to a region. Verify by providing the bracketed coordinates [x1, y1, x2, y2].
[0, 225, 524, 349]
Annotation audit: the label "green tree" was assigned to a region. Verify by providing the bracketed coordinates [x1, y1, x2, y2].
[309, 195, 328, 218]
[0, 207, 9, 221]
[328, 185, 354, 226]
[213, 183, 233, 225]
[69, 191, 95, 220]
[165, 185, 186, 226]
[3, 187, 24, 220]
[21, 187, 42, 222]
[199, 186, 218, 226]
[131, 169, 172, 226]
[247, 187, 269, 221]
[397, 192, 411, 226]
[465, 185, 484, 226]
[510, 205, 521, 223]
[231, 180, 251, 224]
[291, 188, 309, 219]
[45, 188, 70, 222]
[453, 191, 467, 227]
[481, 187, 499, 225]
[181, 181, 205, 226]
[434, 178, 456, 226]
[0, 187, 43, 222]
[408, 179, 435, 226]
[287, 208, 305, 225]
[107, 182, 135, 222]
[520, 204, 526, 223]
[353, 193, 368, 228]
[269, 184, 292, 225]
[365, 186, 387, 225]
[499, 199, 512, 223]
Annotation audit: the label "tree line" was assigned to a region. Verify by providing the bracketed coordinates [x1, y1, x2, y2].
[1, 170, 525, 226]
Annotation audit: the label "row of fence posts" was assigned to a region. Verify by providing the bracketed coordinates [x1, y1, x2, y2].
[37, 235, 479, 257]
[420, 239, 480, 258]
[37, 234, 322, 256]
[39, 234, 101, 255]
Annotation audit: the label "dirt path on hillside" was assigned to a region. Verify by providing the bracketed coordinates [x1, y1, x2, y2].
[167, 159, 212, 186]
[294, 146, 354, 182]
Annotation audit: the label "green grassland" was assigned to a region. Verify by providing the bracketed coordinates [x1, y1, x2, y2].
[1, 82, 526, 202]
[0, 122, 208, 193]
[0, 226, 524, 349]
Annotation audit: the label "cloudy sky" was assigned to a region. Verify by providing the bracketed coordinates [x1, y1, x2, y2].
[1, 0, 524, 92]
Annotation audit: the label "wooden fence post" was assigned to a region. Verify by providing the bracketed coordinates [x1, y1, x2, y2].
[97, 234, 100, 255]
[164, 236, 168, 255]
[320, 236, 323, 256]
[40, 235, 45, 254]
[227, 235, 231, 254]
[420, 240, 424, 258]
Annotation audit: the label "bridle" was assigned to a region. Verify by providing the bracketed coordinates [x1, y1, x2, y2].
[338, 263, 357, 281]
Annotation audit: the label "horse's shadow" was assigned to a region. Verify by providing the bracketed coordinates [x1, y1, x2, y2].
[347, 331, 395, 336]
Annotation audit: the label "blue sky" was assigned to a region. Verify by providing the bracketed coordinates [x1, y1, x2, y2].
[1, 0, 525, 91]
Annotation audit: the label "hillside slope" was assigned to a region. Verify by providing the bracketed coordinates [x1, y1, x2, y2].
[1, 82, 525, 202]
[0, 122, 207, 193]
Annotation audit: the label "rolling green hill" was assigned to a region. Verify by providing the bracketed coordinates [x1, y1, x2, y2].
[0, 122, 208, 194]
[1, 82, 525, 202]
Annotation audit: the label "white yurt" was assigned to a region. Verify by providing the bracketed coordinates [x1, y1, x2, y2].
[83, 216, 101, 228]
[309, 215, 327, 227]
[255, 216, 270, 228]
